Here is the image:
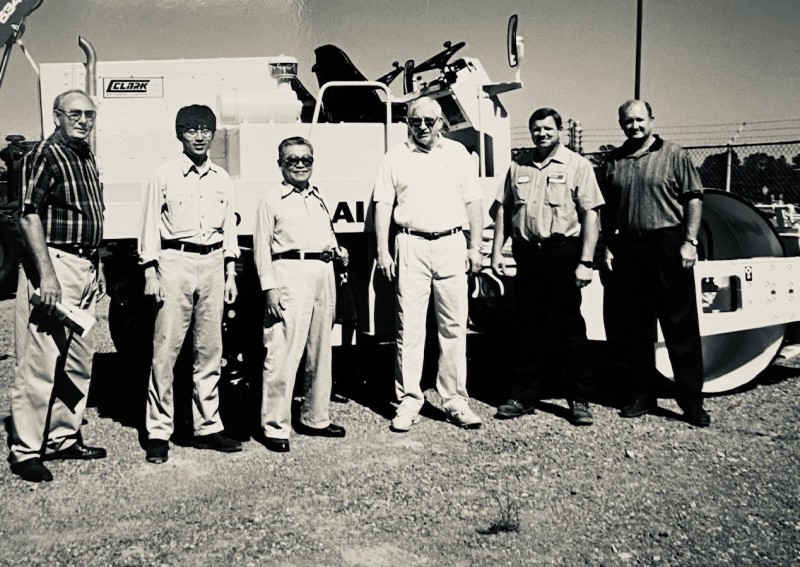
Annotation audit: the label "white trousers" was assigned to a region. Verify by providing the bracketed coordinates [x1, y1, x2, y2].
[261, 260, 335, 439]
[394, 231, 470, 413]
[10, 248, 98, 463]
[146, 248, 225, 440]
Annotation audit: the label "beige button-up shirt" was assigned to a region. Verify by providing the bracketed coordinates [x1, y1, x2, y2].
[139, 154, 240, 264]
[372, 137, 482, 232]
[253, 182, 338, 291]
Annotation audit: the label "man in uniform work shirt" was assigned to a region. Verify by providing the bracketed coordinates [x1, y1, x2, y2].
[253, 136, 347, 453]
[139, 104, 242, 464]
[373, 96, 484, 433]
[491, 107, 604, 426]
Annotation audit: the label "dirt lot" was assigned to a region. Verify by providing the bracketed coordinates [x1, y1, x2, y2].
[0, 296, 799, 566]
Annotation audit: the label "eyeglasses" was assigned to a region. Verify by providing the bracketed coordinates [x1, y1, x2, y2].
[56, 109, 96, 122]
[407, 116, 440, 129]
[281, 155, 314, 168]
[182, 128, 214, 139]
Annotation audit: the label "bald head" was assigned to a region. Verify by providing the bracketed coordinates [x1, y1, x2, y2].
[618, 99, 653, 121]
[406, 96, 443, 150]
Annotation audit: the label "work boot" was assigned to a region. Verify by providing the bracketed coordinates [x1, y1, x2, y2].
[678, 400, 711, 428]
[568, 400, 594, 426]
[620, 395, 657, 418]
[145, 439, 169, 464]
[494, 399, 535, 420]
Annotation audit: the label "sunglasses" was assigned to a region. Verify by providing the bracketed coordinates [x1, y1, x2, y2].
[57, 109, 97, 122]
[281, 155, 314, 168]
[408, 116, 440, 128]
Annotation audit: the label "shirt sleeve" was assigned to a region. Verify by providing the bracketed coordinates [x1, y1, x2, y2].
[458, 146, 483, 204]
[253, 194, 277, 291]
[676, 148, 704, 201]
[372, 152, 397, 205]
[574, 157, 605, 213]
[138, 167, 164, 265]
[21, 147, 54, 216]
[221, 174, 241, 259]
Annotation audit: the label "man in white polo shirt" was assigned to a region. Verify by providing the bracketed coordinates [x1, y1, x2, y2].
[373, 96, 484, 432]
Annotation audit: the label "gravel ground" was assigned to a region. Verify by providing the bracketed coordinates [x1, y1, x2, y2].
[0, 296, 799, 566]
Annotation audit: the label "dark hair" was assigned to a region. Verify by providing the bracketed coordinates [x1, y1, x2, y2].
[278, 136, 313, 160]
[175, 104, 217, 139]
[528, 107, 562, 131]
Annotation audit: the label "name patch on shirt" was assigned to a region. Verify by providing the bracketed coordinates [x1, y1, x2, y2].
[548, 173, 567, 183]
[516, 175, 531, 184]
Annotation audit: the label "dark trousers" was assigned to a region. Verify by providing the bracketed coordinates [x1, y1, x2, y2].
[610, 226, 704, 402]
[509, 238, 593, 404]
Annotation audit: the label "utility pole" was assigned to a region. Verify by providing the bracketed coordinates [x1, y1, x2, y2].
[635, 0, 643, 99]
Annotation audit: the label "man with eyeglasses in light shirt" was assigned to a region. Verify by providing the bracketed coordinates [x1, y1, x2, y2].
[373, 96, 484, 433]
[9, 89, 106, 483]
[139, 104, 242, 464]
[253, 136, 348, 453]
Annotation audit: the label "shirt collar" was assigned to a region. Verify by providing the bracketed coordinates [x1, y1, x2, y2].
[616, 134, 664, 158]
[180, 153, 218, 177]
[280, 181, 320, 199]
[520, 143, 569, 167]
[405, 134, 444, 154]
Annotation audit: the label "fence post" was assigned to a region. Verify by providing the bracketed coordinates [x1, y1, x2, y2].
[725, 144, 732, 192]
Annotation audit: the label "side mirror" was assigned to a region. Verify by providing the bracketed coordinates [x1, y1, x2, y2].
[403, 59, 415, 94]
[507, 14, 524, 83]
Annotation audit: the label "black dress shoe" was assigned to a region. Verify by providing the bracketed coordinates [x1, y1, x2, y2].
[45, 442, 107, 461]
[680, 402, 711, 428]
[192, 432, 243, 453]
[494, 399, 535, 420]
[10, 458, 53, 482]
[145, 439, 169, 464]
[264, 437, 290, 453]
[620, 396, 657, 418]
[295, 423, 347, 438]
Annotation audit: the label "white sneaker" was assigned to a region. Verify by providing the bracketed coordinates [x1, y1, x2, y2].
[390, 408, 422, 432]
[446, 401, 482, 429]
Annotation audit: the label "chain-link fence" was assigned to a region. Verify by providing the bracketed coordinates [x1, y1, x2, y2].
[582, 141, 800, 205]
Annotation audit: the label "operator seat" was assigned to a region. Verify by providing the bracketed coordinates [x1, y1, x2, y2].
[312, 45, 392, 123]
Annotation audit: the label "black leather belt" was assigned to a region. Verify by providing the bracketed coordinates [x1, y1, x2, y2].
[399, 226, 462, 240]
[514, 235, 576, 251]
[161, 240, 223, 254]
[615, 226, 682, 240]
[49, 243, 99, 260]
[272, 250, 333, 262]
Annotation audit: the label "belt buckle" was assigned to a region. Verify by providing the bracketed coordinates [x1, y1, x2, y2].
[320, 250, 333, 263]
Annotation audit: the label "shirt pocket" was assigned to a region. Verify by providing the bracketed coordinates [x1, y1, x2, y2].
[207, 188, 228, 229]
[165, 193, 196, 233]
[545, 178, 571, 208]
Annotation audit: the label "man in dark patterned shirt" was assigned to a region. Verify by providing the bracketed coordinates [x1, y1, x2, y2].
[8, 89, 107, 483]
[600, 99, 709, 428]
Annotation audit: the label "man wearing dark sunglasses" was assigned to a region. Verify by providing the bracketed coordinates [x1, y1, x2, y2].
[373, 97, 484, 432]
[138, 105, 242, 464]
[253, 136, 348, 453]
[9, 89, 106, 482]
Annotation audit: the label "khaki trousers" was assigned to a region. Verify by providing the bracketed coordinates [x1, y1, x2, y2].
[146, 248, 225, 440]
[9, 248, 98, 463]
[394, 231, 470, 413]
[262, 260, 335, 439]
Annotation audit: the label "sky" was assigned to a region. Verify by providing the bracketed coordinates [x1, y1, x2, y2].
[0, 0, 798, 151]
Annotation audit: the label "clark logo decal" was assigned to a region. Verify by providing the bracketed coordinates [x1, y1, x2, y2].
[103, 77, 163, 98]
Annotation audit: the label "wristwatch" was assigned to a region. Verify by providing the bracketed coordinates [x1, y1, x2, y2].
[685, 237, 699, 246]
[578, 260, 593, 268]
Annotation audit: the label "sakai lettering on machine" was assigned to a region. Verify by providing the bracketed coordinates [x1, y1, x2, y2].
[332, 201, 366, 224]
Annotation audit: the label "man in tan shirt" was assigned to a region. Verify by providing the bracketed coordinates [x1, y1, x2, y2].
[253, 136, 348, 453]
[139, 104, 242, 463]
